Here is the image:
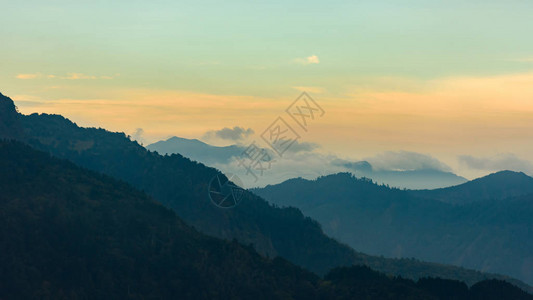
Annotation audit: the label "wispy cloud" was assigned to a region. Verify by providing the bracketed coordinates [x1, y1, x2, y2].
[64, 73, 98, 80]
[294, 55, 320, 65]
[15, 72, 117, 80]
[130, 128, 146, 145]
[61, 73, 118, 80]
[203, 126, 255, 142]
[16, 73, 41, 79]
[292, 86, 325, 94]
[284, 141, 319, 153]
[364, 151, 452, 172]
[458, 154, 533, 175]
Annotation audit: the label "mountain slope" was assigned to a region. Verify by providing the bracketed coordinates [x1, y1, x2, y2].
[411, 171, 533, 204]
[148, 137, 467, 190]
[0, 92, 528, 290]
[0, 92, 22, 139]
[336, 159, 467, 189]
[363, 169, 467, 190]
[0, 141, 322, 299]
[147, 136, 245, 164]
[2, 141, 532, 299]
[253, 173, 533, 286]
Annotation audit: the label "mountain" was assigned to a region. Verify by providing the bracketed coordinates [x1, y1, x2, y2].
[324, 266, 533, 300]
[0, 92, 529, 290]
[0, 92, 22, 139]
[335, 159, 468, 189]
[411, 171, 533, 204]
[0, 140, 321, 299]
[147, 136, 248, 165]
[361, 169, 467, 190]
[5, 141, 531, 299]
[253, 173, 533, 286]
[148, 136, 467, 190]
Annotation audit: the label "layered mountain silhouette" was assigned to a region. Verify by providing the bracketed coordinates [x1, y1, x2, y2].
[0, 141, 322, 299]
[412, 170, 533, 204]
[148, 136, 467, 189]
[147, 136, 250, 165]
[3, 141, 531, 298]
[333, 160, 467, 189]
[253, 172, 533, 286]
[0, 92, 530, 293]
[0, 92, 22, 139]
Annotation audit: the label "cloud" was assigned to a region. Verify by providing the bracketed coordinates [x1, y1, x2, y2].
[458, 153, 533, 175]
[294, 55, 320, 65]
[332, 159, 373, 172]
[292, 86, 325, 94]
[284, 141, 319, 154]
[331, 152, 453, 173]
[15, 72, 116, 80]
[63, 73, 116, 80]
[130, 128, 145, 144]
[365, 151, 452, 172]
[16, 73, 41, 79]
[203, 126, 255, 142]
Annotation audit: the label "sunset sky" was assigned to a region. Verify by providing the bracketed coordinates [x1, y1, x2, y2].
[2, 0, 533, 179]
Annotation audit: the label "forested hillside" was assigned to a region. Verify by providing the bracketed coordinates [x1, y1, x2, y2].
[253, 173, 533, 286]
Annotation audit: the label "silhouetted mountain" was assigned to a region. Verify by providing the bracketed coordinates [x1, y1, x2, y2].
[322, 266, 532, 300]
[412, 171, 533, 204]
[366, 169, 467, 190]
[0, 92, 22, 139]
[0, 92, 529, 291]
[335, 159, 467, 189]
[147, 136, 248, 165]
[4, 142, 531, 299]
[253, 173, 533, 287]
[149, 137, 467, 190]
[0, 141, 322, 299]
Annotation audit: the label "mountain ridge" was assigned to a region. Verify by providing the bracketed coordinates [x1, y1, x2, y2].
[412, 170, 533, 204]
[1, 92, 530, 292]
[0, 140, 323, 299]
[253, 172, 533, 286]
[147, 136, 248, 165]
[148, 136, 468, 189]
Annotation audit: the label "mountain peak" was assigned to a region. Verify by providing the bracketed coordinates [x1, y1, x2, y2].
[167, 136, 206, 145]
[0, 92, 16, 109]
[463, 170, 533, 189]
[412, 170, 533, 204]
[0, 92, 23, 140]
[482, 170, 529, 179]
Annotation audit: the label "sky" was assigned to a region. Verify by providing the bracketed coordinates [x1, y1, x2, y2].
[2, 0, 533, 179]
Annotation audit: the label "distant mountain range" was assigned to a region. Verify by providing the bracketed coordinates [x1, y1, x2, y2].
[147, 136, 249, 165]
[412, 170, 533, 204]
[1, 91, 531, 295]
[253, 171, 533, 286]
[3, 142, 530, 298]
[148, 136, 468, 189]
[354, 168, 467, 190]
